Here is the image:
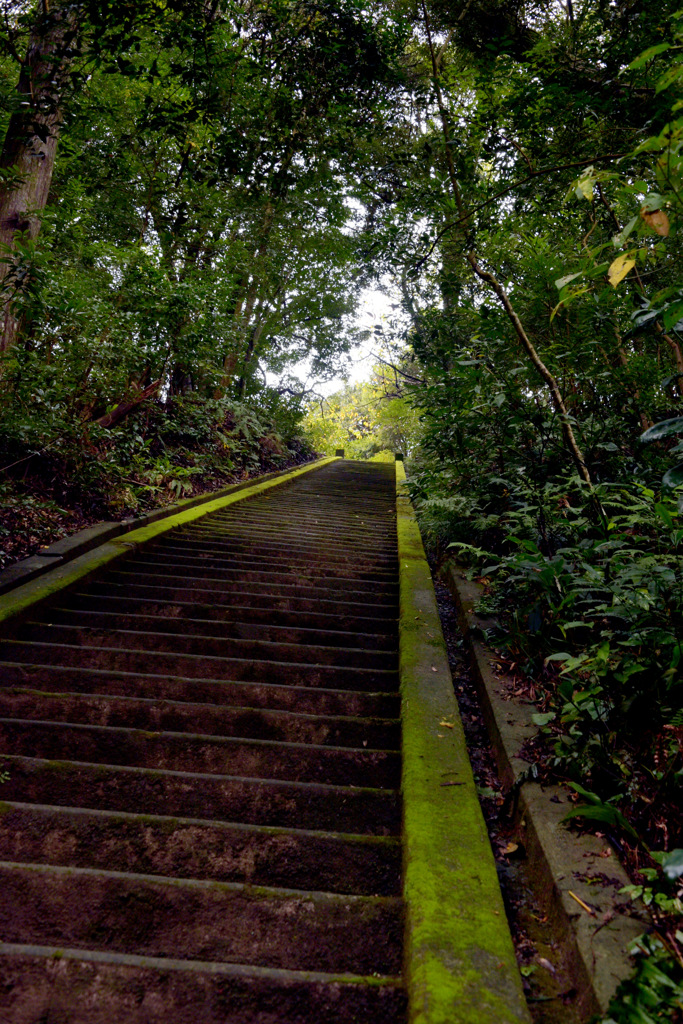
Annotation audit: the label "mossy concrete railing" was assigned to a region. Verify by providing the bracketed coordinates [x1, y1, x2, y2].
[396, 460, 530, 1024]
[0, 456, 338, 632]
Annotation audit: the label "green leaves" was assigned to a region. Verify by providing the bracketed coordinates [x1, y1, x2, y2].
[602, 933, 683, 1024]
[532, 711, 555, 726]
[661, 299, 683, 330]
[654, 502, 675, 529]
[627, 42, 671, 70]
[662, 849, 683, 880]
[662, 464, 683, 489]
[640, 418, 683, 442]
[564, 784, 640, 840]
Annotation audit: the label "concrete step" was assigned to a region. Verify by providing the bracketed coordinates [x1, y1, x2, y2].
[120, 557, 400, 598]
[0, 802, 401, 895]
[174, 527, 397, 559]
[0, 861, 404, 974]
[0, 689, 401, 749]
[18, 622, 398, 671]
[62, 590, 398, 635]
[186, 520, 396, 549]
[0, 640, 399, 690]
[0, 719, 401, 787]
[0, 663, 400, 718]
[100, 566, 398, 605]
[150, 528, 395, 561]
[73, 580, 398, 621]
[40, 605, 396, 651]
[142, 544, 397, 585]
[0, 755, 401, 834]
[0, 460, 406, 1020]
[0, 945, 406, 1024]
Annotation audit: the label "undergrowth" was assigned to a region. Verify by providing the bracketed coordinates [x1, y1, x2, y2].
[410, 451, 683, 1015]
[0, 392, 314, 568]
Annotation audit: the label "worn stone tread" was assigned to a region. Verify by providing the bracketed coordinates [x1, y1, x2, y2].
[73, 579, 398, 617]
[18, 622, 398, 670]
[0, 943, 407, 1024]
[0, 860, 404, 974]
[0, 755, 401, 833]
[100, 567, 398, 604]
[0, 718, 401, 787]
[141, 548, 398, 580]
[0, 640, 400, 689]
[0, 689, 401, 748]
[0, 663, 400, 718]
[0, 801, 401, 894]
[0, 460, 407, 1021]
[37, 606, 396, 650]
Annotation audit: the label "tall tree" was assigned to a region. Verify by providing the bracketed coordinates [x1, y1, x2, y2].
[0, 1, 78, 351]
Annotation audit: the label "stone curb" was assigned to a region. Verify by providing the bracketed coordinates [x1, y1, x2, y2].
[443, 563, 647, 1020]
[0, 459, 325, 597]
[396, 462, 530, 1024]
[0, 457, 338, 633]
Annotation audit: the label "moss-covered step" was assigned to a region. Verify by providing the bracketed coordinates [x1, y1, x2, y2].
[16, 620, 398, 670]
[0, 718, 401, 787]
[0, 861, 403, 974]
[72, 578, 399, 620]
[0, 662, 400, 718]
[0, 639, 399, 690]
[0, 456, 339, 631]
[33, 604, 397, 651]
[0, 688, 401, 748]
[59, 589, 400, 634]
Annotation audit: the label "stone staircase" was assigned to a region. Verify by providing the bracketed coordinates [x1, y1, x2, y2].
[0, 460, 406, 1022]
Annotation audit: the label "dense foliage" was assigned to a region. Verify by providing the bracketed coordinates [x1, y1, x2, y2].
[303, 357, 422, 458]
[364, 0, 683, 1005]
[0, 0, 404, 556]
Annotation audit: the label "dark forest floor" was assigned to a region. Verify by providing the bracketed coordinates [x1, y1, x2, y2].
[0, 449, 314, 573]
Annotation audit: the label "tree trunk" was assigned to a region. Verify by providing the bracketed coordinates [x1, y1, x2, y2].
[421, 0, 592, 486]
[236, 321, 266, 398]
[94, 379, 162, 430]
[0, 2, 78, 352]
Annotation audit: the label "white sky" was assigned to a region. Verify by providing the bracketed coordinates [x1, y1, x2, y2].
[334, 286, 397, 391]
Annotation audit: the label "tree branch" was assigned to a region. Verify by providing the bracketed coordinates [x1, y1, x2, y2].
[412, 153, 626, 273]
[95, 379, 162, 430]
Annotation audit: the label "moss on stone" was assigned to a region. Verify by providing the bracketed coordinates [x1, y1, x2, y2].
[396, 460, 530, 1024]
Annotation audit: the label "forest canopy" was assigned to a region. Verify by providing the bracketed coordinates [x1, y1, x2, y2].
[0, 0, 407, 554]
[2, 0, 683, 1012]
